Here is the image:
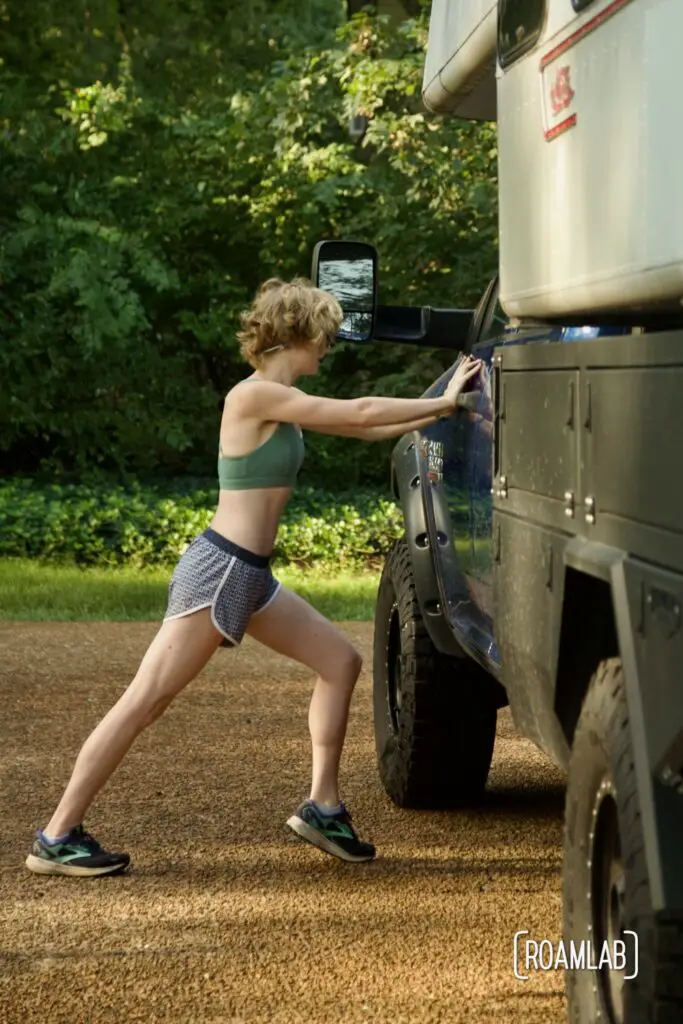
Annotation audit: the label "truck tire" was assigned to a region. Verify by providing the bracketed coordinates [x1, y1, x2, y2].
[372, 537, 497, 808]
[564, 658, 683, 1024]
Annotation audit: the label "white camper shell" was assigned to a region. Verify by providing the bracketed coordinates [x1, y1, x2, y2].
[422, 0, 683, 320]
[422, 1, 497, 121]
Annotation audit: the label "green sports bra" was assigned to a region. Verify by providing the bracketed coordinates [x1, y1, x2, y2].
[218, 381, 305, 490]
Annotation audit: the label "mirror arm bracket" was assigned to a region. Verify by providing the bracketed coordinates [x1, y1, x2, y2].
[373, 306, 474, 350]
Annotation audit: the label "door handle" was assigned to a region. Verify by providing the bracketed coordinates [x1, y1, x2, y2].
[566, 380, 575, 428]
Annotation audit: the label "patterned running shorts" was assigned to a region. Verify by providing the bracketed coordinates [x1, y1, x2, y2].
[163, 527, 281, 647]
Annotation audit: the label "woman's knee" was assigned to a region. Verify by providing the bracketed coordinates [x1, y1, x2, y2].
[137, 692, 174, 730]
[117, 669, 179, 733]
[350, 647, 363, 679]
[331, 645, 363, 687]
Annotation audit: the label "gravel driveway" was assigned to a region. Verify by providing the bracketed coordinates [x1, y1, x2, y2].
[0, 621, 567, 1024]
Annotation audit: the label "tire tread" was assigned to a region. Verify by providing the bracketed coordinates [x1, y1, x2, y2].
[373, 538, 497, 809]
[563, 658, 683, 1022]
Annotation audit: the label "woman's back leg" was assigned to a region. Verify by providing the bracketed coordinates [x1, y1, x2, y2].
[36, 609, 224, 854]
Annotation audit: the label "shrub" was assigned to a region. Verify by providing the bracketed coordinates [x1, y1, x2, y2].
[0, 479, 404, 570]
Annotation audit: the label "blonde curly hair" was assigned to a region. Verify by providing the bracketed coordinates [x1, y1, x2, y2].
[237, 277, 343, 369]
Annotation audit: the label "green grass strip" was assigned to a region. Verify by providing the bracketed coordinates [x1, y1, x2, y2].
[0, 559, 380, 623]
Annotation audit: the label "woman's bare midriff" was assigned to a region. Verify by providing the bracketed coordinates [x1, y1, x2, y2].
[206, 384, 296, 555]
[208, 486, 292, 557]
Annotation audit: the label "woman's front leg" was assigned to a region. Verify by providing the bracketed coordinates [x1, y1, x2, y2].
[247, 585, 363, 806]
[307, 654, 363, 807]
[246, 585, 373, 862]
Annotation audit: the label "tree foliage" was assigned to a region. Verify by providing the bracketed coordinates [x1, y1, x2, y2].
[0, 0, 497, 487]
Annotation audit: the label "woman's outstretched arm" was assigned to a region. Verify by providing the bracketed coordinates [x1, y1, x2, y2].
[303, 413, 441, 441]
[233, 356, 482, 431]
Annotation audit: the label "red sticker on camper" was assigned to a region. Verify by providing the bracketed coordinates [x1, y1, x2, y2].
[542, 62, 577, 142]
[539, 0, 637, 141]
[549, 66, 575, 116]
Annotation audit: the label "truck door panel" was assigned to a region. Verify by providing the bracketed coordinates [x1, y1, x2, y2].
[417, 376, 498, 670]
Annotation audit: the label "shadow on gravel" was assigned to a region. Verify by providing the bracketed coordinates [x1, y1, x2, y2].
[480, 781, 566, 817]
[100, 850, 562, 890]
[374, 780, 566, 821]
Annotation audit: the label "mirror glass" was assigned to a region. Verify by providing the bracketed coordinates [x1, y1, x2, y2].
[318, 257, 374, 342]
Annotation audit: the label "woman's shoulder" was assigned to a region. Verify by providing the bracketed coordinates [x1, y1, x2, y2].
[222, 378, 290, 424]
[227, 376, 288, 391]
[224, 377, 263, 402]
[224, 378, 296, 401]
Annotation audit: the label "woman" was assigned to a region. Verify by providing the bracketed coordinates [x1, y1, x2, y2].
[26, 277, 481, 877]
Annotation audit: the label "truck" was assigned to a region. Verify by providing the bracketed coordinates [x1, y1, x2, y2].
[312, 1, 683, 1022]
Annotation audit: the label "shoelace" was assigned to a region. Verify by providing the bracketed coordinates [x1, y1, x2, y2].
[73, 826, 101, 850]
[339, 807, 358, 832]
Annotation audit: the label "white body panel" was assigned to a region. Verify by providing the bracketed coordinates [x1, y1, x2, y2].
[498, 0, 683, 318]
[423, 0, 683, 318]
[422, 0, 497, 120]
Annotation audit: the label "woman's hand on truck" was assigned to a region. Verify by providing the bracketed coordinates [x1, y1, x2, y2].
[444, 354, 483, 410]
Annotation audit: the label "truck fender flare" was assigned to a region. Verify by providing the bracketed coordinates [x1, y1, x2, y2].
[391, 434, 468, 660]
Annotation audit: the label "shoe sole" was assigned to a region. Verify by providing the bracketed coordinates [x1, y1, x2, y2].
[25, 854, 130, 878]
[286, 816, 375, 862]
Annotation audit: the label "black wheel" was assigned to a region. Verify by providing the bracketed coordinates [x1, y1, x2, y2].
[372, 537, 497, 808]
[564, 658, 683, 1024]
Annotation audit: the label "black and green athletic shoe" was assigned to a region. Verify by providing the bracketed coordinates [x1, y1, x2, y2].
[25, 825, 130, 878]
[286, 800, 376, 862]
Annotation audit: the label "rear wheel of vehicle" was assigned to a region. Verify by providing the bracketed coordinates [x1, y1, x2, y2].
[372, 537, 497, 808]
[563, 658, 683, 1024]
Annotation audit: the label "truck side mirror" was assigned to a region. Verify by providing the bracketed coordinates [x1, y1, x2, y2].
[311, 240, 378, 343]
